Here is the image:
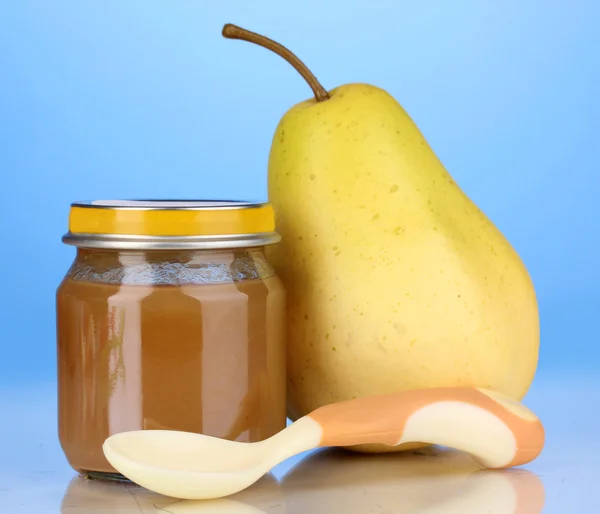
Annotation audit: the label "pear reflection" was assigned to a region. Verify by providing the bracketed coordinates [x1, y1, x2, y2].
[279, 447, 545, 514]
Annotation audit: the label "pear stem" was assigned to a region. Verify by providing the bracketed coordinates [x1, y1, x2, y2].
[222, 23, 330, 102]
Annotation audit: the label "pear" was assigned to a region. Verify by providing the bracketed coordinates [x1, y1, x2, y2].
[223, 25, 539, 452]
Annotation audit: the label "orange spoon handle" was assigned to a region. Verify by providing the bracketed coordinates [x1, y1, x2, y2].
[307, 387, 544, 468]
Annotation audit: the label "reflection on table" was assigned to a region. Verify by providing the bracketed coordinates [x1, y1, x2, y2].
[60, 446, 544, 513]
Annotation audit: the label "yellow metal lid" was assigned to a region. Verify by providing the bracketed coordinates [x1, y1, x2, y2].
[63, 200, 280, 250]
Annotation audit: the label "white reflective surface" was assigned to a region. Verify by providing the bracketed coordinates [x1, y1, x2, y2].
[1, 375, 598, 513]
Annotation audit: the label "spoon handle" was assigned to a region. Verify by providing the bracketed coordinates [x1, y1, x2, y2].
[307, 386, 544, 468]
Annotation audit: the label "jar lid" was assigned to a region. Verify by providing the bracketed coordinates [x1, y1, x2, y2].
[62, 200, 281, 250]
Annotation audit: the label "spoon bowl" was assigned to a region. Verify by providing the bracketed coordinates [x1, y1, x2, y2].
[103, 417, 320, 499]
[104, 431, 262, 499]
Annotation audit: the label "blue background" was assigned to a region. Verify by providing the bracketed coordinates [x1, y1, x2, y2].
[0, 1, 598, 384]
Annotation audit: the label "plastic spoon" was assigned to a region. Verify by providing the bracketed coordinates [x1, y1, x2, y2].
[102, 386, 544, 500]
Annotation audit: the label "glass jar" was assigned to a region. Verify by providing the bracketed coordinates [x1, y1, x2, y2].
[56, 200, 286, 479]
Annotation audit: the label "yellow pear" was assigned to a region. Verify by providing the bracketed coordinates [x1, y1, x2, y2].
[223, 25, 539, 452]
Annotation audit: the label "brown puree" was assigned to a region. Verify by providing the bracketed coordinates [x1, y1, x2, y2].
[57, 255, 286, 475]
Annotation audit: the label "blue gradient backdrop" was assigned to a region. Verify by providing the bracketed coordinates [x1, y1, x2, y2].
[0, 1, 598, 383]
